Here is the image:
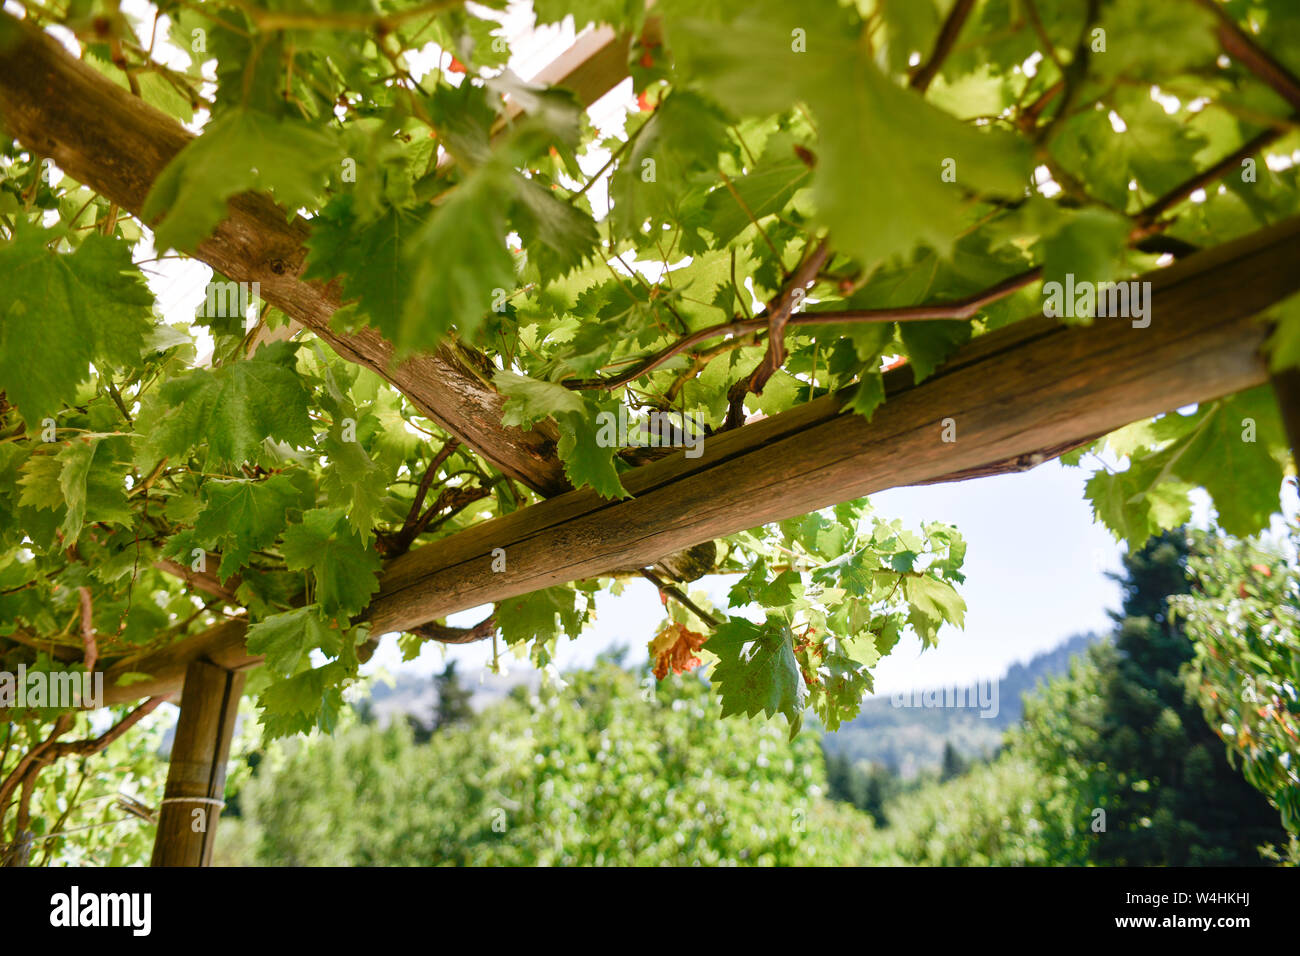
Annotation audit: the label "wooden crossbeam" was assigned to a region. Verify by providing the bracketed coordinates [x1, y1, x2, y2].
[88, 215, 1300, 704]
[0, 12, 567, 494]
[0, 11, 652, 496]
[364, 216, 1295, 632]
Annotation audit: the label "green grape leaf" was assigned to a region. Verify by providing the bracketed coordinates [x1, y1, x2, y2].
[512, 175, 600, 277]
[258, 661, 349, 739]
[193, 475, 303, 580]
[898, 319, 971, 383]
[401, 167, 517, 351]
[280, 507, 382, 622]
[143, 108, 342, 252]
[304, 196, 428, 343]
[707, 616, 806, 737]
[135, 341, 315, 465]
[497, 372, 627, 498]
[0, 225, 152, 425]
[671, 0, 1030, 267]
[497, 585, 580, 647]
[246, 605, 343, 677]
[17, 437, 132, 545]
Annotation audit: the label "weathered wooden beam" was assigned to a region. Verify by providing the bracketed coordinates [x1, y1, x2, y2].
[499, 18, 655, 123]
[150, 659, 244, 867]
[363, 215, 1296, 633]
[89, 215, 1300, 702]
[100, 618, 255, 707]
[0, 12, 567, 495]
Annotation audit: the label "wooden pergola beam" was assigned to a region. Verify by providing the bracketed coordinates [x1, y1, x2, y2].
[89, 214, 1300, 703]
[101, 618, 255, 707]
[0, 11, 567, 494]
[364, 215, 1295, 633]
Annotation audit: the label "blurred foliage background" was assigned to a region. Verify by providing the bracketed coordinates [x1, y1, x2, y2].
[9, 525, 1295, 867]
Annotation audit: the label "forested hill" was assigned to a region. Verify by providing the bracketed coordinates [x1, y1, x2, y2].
[823, 633, 1102, 777]
[360, 632, 1100, 775]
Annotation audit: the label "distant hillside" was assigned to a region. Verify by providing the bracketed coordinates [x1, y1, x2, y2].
[823, 632, 1102, 778]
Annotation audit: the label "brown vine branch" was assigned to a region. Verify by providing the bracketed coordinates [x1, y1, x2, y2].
[44, 697, 165, 760]
[564, 265, 1042, 393]
[751, 239, 831, 390]
[400, 438, 461, 539]
[409, 612, 497, 645]
[794, 267, 1043, 327]
[1193, 0, 1300, 112]
[724, 238, 832, 428]
[640, 569, 721, 630]
[153, 557, 241, 603]
[910, 0, 977, 93]
[1131, 124, 1289, 239]
[384, 477, 490, 559]
[0, 714, 72, 825]
[77, 586, 98, 674]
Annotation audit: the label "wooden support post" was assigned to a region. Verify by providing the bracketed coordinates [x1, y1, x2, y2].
[151, 659, 245, 867]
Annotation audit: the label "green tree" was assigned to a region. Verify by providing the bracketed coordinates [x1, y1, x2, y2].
[939, 742, 968, 782]
[240, 663, 886, 866]
[431, 661, 474, 733]
[1173, 524, 1300, 853]
[1018, 530, 1287, 865]
[883, 755, 1056, 866]
[824, 751, 903, 827]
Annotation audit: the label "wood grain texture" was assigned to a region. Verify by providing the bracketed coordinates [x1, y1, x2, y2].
[101, 618, 255, 707]
[150, 659, 245, 867]
[364, 215, 1296, 633]
[0, 12, 566, 494]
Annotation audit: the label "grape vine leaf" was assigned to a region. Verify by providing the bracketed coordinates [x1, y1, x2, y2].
[17, 437, 133, 544]
[303, 196, 428, 345]
[191, 475, 303, 580]
[143, 108, 343, 252]
[0, 225, 152, 425]
[246, 605, 343, 677]
[279, 507, 382, 622]
[134, 341, 315, 465]
[707, 616, 806, 737]
[257, 661, 349, 739]
[670, 0, 1030, 267]
[497, 371, 627, 498]
[497, 585, 581, 648]
[1088, 388, 1287, 545]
